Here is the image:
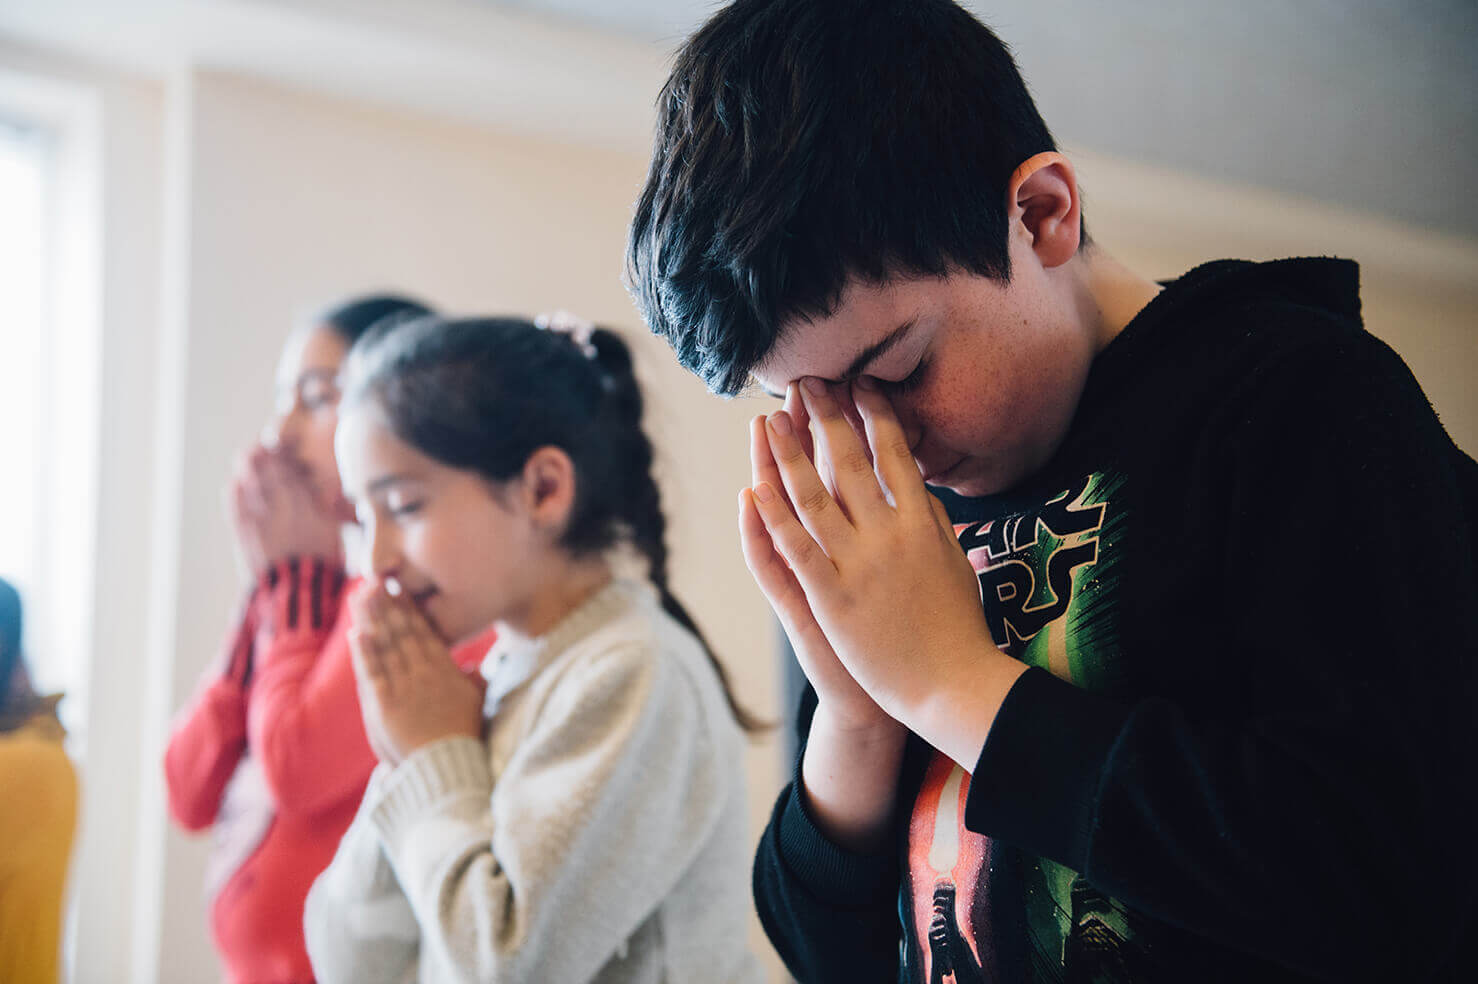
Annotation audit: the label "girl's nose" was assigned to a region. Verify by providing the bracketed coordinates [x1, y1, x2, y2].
[366, 525, 400, 581]
[266, 408, 299, 452]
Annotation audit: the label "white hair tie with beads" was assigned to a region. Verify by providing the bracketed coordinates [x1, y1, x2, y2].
[534, 310, 598, 358]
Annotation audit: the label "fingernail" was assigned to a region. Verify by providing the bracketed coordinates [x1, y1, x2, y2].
[802, 377, 827, 396]
[768, 412, 793, 436]
[854, 375, 878, 391]
[754, 483, 776, 504]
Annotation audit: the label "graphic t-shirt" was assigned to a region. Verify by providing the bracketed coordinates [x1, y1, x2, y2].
[903, 472, 1140, 983]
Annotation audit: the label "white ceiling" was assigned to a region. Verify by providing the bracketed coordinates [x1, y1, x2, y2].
[496, 0, 1478, 238]
[2, 0, 1474, 238]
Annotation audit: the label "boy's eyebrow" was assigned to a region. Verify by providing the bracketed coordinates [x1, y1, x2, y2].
[751, 318, 917, 398]
[839, 318, 916, 381]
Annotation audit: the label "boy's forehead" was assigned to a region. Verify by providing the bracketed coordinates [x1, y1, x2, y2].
[752, 320, 833, 392]
[752, 326, 851, 394]
[753, 278, 921, 392]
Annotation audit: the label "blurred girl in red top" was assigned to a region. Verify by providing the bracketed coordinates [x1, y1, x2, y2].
[164, 295, 496, 984]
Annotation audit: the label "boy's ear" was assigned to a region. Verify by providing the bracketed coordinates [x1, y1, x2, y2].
[519, 446, 578, 534]
[1007, 151, 1081, 269]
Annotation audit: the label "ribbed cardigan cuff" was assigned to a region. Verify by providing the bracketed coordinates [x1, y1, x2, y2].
[370, 736, 493, 849]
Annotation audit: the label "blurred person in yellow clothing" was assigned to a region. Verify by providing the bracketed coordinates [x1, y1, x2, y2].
[0, 576, 77, 984]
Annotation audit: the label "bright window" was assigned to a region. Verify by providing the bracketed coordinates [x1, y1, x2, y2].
[0, 75, 102, 752]
[0, 119, 50, 689]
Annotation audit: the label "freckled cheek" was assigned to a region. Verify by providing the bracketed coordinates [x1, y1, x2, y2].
[913, 375, 998, 447]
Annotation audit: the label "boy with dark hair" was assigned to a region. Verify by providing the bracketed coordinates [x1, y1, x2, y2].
[627, 0, 1478, 982]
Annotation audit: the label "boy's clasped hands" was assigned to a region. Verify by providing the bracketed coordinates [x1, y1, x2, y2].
[739, 376, 1026, 770]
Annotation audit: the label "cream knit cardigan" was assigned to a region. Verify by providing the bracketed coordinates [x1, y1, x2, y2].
[304, 578, 761, 983]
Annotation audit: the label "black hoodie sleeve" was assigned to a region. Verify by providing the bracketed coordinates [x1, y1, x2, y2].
[964, 322, 1478, 981]
[753, 686, 907, 984]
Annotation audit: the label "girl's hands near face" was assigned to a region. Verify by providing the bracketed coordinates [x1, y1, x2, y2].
[348, 581, 484, 767]
[229, 445, 270, 575]
[228, 443, 343, 576]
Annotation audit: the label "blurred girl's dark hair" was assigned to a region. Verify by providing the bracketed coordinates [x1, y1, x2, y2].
[317, 293, 434, 347]
[342, 316, 764, 732]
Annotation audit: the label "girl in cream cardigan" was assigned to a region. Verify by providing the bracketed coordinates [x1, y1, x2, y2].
[305, 315, 762, 984]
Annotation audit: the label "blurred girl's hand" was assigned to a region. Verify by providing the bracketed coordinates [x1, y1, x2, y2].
[229, 444, 344, 576]
[347, 582, 484, 767]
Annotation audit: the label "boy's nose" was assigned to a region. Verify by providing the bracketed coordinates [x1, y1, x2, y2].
[891, 404, 925, 455]
[835, 385, 867, 444]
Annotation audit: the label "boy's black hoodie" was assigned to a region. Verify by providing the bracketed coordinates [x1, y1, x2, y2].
[754, 258, 1478, 983]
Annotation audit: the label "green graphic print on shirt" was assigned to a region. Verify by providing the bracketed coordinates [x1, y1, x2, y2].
[956, 471, 1127, 694]
[905, 471, 1143, 984]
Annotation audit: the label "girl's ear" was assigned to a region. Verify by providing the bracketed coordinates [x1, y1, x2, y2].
[519, 446, 578, 535]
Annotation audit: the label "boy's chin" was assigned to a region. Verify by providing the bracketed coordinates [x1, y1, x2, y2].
[930, 467, 1009, 499]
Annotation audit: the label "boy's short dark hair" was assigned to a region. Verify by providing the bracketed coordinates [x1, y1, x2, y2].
[626, 0, 1065, 395]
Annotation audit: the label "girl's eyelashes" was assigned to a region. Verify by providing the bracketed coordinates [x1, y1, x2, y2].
[352, 495, 423, 525]
[273, 377, 339, 414]
[387, 499, 425, 519]
[300, 379, 340, 412]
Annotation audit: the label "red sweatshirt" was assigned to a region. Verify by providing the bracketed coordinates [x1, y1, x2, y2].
[164, 557, 495, 984]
